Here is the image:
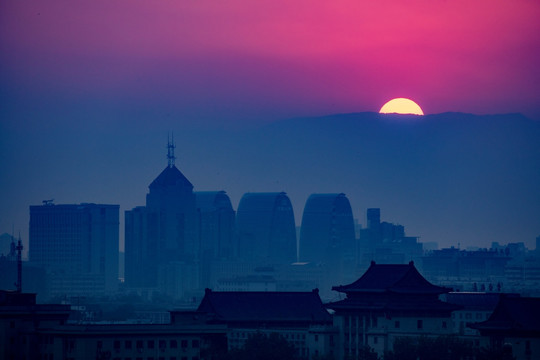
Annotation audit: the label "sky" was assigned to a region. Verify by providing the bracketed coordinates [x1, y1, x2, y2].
[1, 1, 539, 252]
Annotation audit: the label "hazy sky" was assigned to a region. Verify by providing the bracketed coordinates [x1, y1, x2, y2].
[1, 1, 539, 252]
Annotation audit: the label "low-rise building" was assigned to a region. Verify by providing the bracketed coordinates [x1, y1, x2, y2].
[327, 261, 460, 358]
[471, 295, 540, 360]
[195, 288, 337, 358]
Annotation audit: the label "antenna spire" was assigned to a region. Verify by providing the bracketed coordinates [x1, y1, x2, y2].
[167, 132, 176, 168]
[15, 231, 23, 293]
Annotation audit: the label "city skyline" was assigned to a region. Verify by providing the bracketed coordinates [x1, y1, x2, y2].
[1, 1, 539, 251]
[2, 111, 539, 253]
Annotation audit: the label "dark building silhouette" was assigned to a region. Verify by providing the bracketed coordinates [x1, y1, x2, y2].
[358, 208, 422, 269]
[0, 290, 71, 360]
[195, 191, 236, 260]
[421, 247, 510, 283]
[471, 295, 540, 359]
[29, 202, 119, 297]
[327, 261, 459, 358]
[441, 292, 519, 337]
[236, 192, 297, 264]
[299, 193, 355, 264]
[195, 191, 236, 289]
[196, 288, 335, 356]
[125, 139, 199, 297]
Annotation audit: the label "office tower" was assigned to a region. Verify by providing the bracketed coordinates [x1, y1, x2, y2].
[299, 193, 355, 263]
[236, 192, 296, 264]
[195, 191, 236, 260]
[366, 208, 381, 234]
[125, 138, 199, 297]
[29, 202, 119, 297]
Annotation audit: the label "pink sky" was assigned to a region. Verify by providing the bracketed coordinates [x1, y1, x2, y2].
[1, 0, 540, 123]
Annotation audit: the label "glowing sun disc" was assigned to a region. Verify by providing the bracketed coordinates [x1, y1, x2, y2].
[379, 98, 424, 115]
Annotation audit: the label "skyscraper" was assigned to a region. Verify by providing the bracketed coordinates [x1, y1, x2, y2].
[29, 202, 119, 297]
[125, 138, 199, 297]
[236, 192, 297, 264]
[299, 193, 355, 263]
[195, 191, 236, 260]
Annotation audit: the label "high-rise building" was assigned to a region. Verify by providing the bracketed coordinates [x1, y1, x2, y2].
[125, 138, 199, 298]
[29, 202, 119, 297]
[195, 191, 236, 260]
[236, 192, 297, 264]
[299, 193, 355, 263]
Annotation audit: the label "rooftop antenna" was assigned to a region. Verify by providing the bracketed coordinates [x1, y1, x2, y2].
[167, 132, 176, 168]
[15, 231, 23, 293]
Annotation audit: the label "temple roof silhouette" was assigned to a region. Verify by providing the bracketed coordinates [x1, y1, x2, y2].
[149, 165, 193, 190]
[197, 289, 331, 323]
[332, 261, 449, 295]
[470, 296, 540, 335]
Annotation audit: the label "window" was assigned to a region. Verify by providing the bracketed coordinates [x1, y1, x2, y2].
[314, 335, 318, 342]
[148, 341, 155, 349]
[192, 340, 199, 348]
[114, 341, 121, 349]
[465, 313, 472, 320]
[159, 340, 166, 349]
[394, 321, 400, 329]
[125, 340, 132, 349]
[417, 320, 423, 329]
[136, 341, 144, 349]
[170, 340, 177, 348]
[373, 337, 378, 344]
[181, 340, 188, 348]
[442, 321, 447, 329]
[97, 341, 103, 349]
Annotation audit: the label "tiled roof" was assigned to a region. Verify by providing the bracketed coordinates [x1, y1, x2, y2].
[197, 289, 331, 324]
[332, 261, 449, 295]
[149, 165, 193, 189]
[470, 295, 540, 334]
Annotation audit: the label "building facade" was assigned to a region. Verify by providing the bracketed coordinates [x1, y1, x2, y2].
[125, 140, 199, 299]
[327, 261, 459, 358]
[470, 295, 540, 360]
[195, 288, 337, 359]
[236, 192, 297, 265]
[29, 202, 119, 297]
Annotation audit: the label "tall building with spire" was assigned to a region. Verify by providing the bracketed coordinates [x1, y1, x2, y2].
[125, 136, 199, 297]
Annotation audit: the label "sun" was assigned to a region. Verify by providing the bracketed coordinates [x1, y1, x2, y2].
[379, 98, 424, 115]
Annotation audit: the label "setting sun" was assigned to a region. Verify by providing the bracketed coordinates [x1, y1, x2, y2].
[379, 98, 424, 115]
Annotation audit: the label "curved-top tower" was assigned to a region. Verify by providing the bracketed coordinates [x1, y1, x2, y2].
[236, 192, 297, 264]
[299, 193, 355, 263]
[195, 191, 235, 260]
